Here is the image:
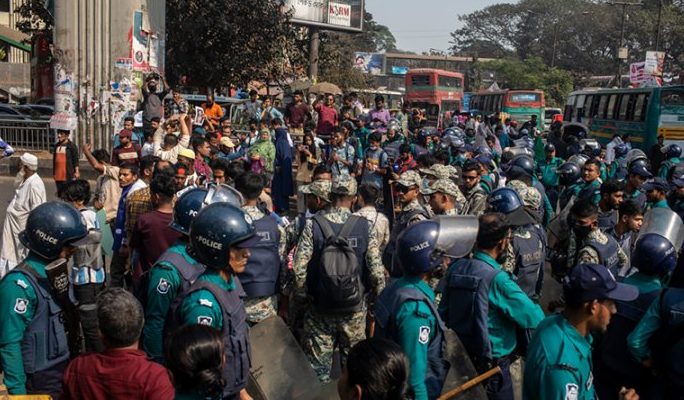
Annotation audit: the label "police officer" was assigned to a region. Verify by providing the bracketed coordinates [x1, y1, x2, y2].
[505, 154, 553, 226]
[461, 159, 488, 216]
[558, 162, 582, 211]
[597, 180, 625, 232]
[293, 174, 385, 382]
[235, 171, 287, 325]
[383, 170, 430, 277]
[375, 216, 477, 400]
[0, 202, 92, 397]
[285, 177, 332, 256]
[171, 202, 259, 400]
[577, 158, 602, 205]
[440, 213, 544, 399]
[669, 174, 684, 220]
[567, 199, 629, 278]
[536, 143, 564, 209]
[658, 143, 681, 179]
[489, 187, 547, 301]
[422, 178, 465, 216]
[642, 177, 671, 210]
[608, 143, 630, 180]
[524, 263, 639, 400]
[624, 163, 651, 211]
[596, 212, 681, 399]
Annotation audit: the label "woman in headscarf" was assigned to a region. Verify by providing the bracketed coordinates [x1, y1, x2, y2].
[271, 119, 294, 213]
[247, 128, 276, 177]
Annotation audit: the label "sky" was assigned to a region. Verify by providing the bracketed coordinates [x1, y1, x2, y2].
[366, 0, 516, 54]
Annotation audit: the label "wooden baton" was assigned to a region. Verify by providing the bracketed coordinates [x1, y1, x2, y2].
[437, 365, 502, 400]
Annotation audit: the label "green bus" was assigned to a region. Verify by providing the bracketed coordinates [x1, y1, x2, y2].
[562, 85, 684, 151]
[469, 89, 545, 126]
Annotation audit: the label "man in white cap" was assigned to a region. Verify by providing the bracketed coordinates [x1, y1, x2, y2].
[0, 153, 46, 277]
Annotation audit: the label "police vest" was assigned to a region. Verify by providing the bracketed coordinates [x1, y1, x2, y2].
[441, 258, 501, 368]
[375, 283, 448, 399]
[651, 287, 684, 387]
[601, 287, 660, 380]
[138, 248, 205, 311]
[512, 225, 547, 300]
[597, 209, 618, 232]
[237, 215, 281, 298]
[169, 278, 251, 398]
[306, 215, 370, 310]
[584, 236, 620, 275]
[577, 181, 600, 203]
[14, 265, 70, 375]
[613, 159, 628, 180]
[383, 207, 430, 277]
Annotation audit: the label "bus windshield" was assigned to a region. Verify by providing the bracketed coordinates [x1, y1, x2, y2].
[510, 92, 541, 103]
[438, 75, 462, 88]
[410, 75, 431, 86]
[661, 89, 684, 106]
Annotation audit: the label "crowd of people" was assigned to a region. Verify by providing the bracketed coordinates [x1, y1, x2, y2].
[1, 80, 684, 400]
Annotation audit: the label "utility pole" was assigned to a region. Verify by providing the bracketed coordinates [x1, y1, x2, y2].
[608, 1, 643, 87]
[655, 0, 663, 51]
[308, 28, 319, 82]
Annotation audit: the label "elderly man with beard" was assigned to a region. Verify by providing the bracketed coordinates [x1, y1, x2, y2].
[0, 153, 46, 277]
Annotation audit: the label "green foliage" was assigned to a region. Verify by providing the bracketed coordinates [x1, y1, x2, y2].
[166, 0, 306, 89]
[478, 58, 574, 107]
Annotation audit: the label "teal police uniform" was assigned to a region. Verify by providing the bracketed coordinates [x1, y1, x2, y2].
[179, 268, 236, 329]
[648, 198, 670, 210]
[0, 254, 67, 395]
[523, 313, 595, 400]
[658, 157, 680, 179]
[537, 157, 564, 188]
[577, 179, 601, 205]
[142, 240, 203, 361]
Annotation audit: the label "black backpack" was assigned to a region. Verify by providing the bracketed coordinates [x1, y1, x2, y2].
[313, 214, 364, 313]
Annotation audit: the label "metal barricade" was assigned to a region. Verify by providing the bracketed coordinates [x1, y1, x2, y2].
[0, 118, 54, 152]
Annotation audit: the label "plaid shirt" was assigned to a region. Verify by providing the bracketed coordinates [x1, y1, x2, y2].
[125, 186, 153, 238]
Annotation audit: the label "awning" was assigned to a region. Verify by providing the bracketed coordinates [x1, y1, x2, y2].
[0, 25, 31, 53]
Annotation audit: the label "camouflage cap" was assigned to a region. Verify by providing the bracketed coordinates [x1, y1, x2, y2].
[300, 179, 331, 202]
[331, 174, 358, 195]
[421, 178, 463, 198]
[507, 179, 541, 210]
[420, 164, 456, 180]
[396, 170, 422, 188]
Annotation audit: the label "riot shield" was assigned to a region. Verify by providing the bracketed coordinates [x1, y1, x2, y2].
[247, 316, 323, 400]
[206, 183, 244, 207]
[441, 329, 488, 400]
[638, 208, 684, 250]
[567, 154, 589, 170]
[579, 138, 600, 151]
[434, 216, 479, 259]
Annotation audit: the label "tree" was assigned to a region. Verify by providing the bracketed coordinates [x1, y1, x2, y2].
[166, 0, 306, 89]
[14, 0, 53, 42]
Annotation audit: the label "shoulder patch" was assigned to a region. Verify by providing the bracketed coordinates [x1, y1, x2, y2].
[199, 298, 213, 307]
[14, 298, 28, 314]
[418, 326, 431, 344]
[15, 279, 28, 289]
[564, 383, 579, 400]
[156, 278, 170, 295]
[197, 316, 213, 326]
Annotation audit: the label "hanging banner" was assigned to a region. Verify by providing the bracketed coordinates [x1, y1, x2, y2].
[283, 0, 363, 32]
[645, 51, 665, 76]
[630, 62, 646, 84]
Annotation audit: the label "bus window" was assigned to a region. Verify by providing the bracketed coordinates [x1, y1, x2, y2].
[410, 75, 431, 86]
[564, 95, 576, 121]
[583, 95, 594, 118]
[572, 95, 584, 120]
[618, 94, 631, 120]
[510, 92, 541, 102]
[438, 75, 463, 88]
[661, 89, 684, 106]
[597, 95, 608, 118]
[606, 95, 618, 119]
[484, 95, 492, 113]
[633, 94, 647, 121]
[496, 95, 503, 112]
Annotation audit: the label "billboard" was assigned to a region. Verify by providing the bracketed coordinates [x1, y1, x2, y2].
[352, 52, 384, 75]
[645, 51, 665, 76]
[284, 0, 364, 32]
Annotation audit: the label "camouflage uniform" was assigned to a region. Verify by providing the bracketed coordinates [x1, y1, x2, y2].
[292, 175, 385, 382]
[242, 205, 287, 325]
[354, 206, 391, 252]
[285, 180, 332, 254]
[421, 178, 466, 214]
[566, 229, 629, 272]
[461, 184, 488, 216]
[507, 179, 542, 212]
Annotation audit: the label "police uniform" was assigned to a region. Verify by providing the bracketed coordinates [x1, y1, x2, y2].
[559, 183, 582, 212]
[375, 276, 444, 400]
[648, 198, 671, 210]
[142, 239, 205, 361]
[523, 313, 596, 400]
[293, 176, 385, 381]
[577, 179, 601, 205]
[625, 188, 647, 212]
[461, 184, 487, 216]
[658, 156, 680, 179]
[440, 251, 544, 398]
[239, 205, 287, 325]
[420, 178, 465, 215]
[568, 229, 629, 277]
[536, 156, 564, 209]
[0, 254, 69, 397]
[501, 223, 547, 300]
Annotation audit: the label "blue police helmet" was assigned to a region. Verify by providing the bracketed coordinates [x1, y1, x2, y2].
[170, 187, 209, 235]
[666, 144, 682, 159]
[614, 143, 629, 158]
[558, 162, 581, 186]
[488, 187, 524, 214]
[505, 155, 535, 179]
[189, 202, 257, 270]
[632, 233, 678, 276]
[18, 201, 89, 260]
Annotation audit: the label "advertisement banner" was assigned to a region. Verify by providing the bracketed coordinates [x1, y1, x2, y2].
[284, 0, 363, 32]
[352, 52, 384, 75]
[645, 51, 665, 76]
[630, 62, 646, 84]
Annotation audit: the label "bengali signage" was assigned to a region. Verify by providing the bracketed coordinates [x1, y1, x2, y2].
[284, 0, 363, 32]
[645, 51, 665, 76]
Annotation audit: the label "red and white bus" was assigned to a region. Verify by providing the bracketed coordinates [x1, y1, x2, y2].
[404, 68, 465, 128]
